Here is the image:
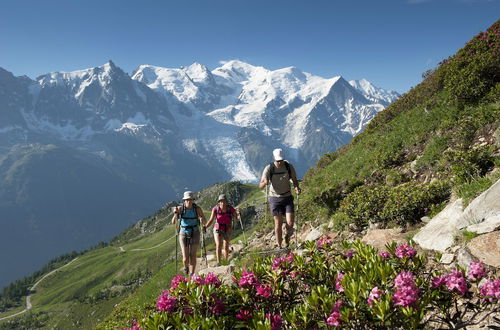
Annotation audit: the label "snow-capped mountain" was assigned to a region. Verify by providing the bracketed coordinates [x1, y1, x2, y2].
[0, 61, 399, 287]
[132, 60, 399, 179]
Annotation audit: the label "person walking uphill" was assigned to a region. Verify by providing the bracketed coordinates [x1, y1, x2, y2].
[259, 148, 301, 249]
[204, 194, 241, 265]
[172, 191, 207, 276]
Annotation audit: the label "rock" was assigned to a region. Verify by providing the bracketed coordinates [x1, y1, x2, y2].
[413, 199, 464, 252]
[198, 265, 234, 285]
[231, 244, 244, 253]
[457, 179, 500, 230]
[361, 228, 406, 252]
[440, 253, 454, 264]
[456, 248, 474, 270]
[467, 214, 500, 234]
[420, 216, 431, 224]
[467, 231, 500, 268]
[305, 227, 324, 242]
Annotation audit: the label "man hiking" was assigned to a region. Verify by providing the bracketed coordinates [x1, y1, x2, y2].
[172, 191, 207, 276]
[259, 148, 301, 249]
[204, 194, 241, 265]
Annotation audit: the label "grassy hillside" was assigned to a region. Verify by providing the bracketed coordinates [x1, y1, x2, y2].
[300, 20, 499, 230]
[0, 182, 263, 329]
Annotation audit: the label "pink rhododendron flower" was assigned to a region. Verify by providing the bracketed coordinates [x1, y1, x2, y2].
[445, 269, 468, 296]
[191, 274, 205, 285]
[479, 278, 500, 302]
[210, 297, 225, 315]
[335, 273, 345, 292]
[285, 253, 295, 263]
[326, 301, 342, 327]
[123, 319, 141, 330]
[183, 307, 193, 315]
[170, 274, 187, 289]
[368, 286, 382, 306]
[431, 275, 447, 288]
[266, 313, 283, 330]
[204, 272, 222, 287]
[256, 285, 272, 298]
[468, 262, 487, 282]
[395, 243, 417, 259]
[317, 236, 331, 248]
[379, 251, 391, 259]
[238, 270, 258, 287]
[272, 257, 285, 270]
[393, 271, 419, 307]
[156, 290, 176, 312]
[394, 271, 415, 288]
[344, 249, 354, 258]
[236, 309, 252, 320]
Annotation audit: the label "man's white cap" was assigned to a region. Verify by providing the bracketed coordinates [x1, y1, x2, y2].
[273, 148, 284, 161]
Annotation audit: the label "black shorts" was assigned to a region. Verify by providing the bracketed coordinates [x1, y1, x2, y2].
[269, 195, 294, 216]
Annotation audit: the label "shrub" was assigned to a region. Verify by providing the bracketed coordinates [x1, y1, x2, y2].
[134, 241, 499, 329]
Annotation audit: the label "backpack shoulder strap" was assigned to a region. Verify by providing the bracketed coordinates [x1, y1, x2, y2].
[268, 162, 275, 179]
[284, 161, 291, 177]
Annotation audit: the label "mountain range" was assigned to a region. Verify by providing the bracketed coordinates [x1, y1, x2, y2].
[0, 60, 398, 287]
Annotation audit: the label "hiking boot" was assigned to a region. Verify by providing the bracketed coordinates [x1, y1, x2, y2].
[184, 267, 189, 275]
[284, 234, 290, 247]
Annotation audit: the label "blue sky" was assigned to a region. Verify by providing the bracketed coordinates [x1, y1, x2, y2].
[0, 0, 498, 93]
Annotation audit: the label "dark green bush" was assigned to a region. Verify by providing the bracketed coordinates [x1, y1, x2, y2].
[444, 145, 496, 184]
[339, 181, 451, 229]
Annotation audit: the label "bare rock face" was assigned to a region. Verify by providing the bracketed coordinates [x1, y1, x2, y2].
[413, 199, 464, 252]
[361, 228, 406, 252]
[198, 265, 235, 285]
[458, 179, 500, 233]
[467, 231, 500, 268]
[305, 227, 325, 242]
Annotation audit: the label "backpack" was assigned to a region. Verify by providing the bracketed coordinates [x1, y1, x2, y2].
[268, 161, 291, 180]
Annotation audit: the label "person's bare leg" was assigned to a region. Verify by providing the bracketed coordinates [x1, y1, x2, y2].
[285, 212, 295, 246]
[223, 229, 231, 260]
[274, 215, 283, 247]
[214, 231, 222, 264]
[179, 236, 189, 273]
[189, 243, 199, 275]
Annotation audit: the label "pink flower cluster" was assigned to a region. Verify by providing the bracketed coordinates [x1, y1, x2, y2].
[445, 269, 468, 296]
[210, 297, 225, 315]
[378, 251, 391, 259]
[468, 262, 487, 282]
[479, 278, 500, 302]
[266, 313, 283, 330]
[204, 272, 222, 286]
[238, 270, 259, 287]
[123, 319, 140, 330]
[317, 236, 331, 248]
[393, 271, 419, 307]
[256, 285, 273, 298]
[170, 274, 188, 289]
[432, 269, 468, 296]
[344, 249, 354, 258]
[236, 309, 252, 320]
[367, 286, 383, 306]
[157, 290, 177, 312]
[326, 301, 342, 327]
[335, 272, 345, 292]
[395, 243, 417, 259]
[272, 253, 294, 271]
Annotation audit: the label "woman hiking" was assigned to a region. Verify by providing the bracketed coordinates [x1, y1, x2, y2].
[172, 191, 207, 276]
[204, 194, 240, 265]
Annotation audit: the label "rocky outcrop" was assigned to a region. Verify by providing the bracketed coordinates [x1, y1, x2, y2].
[413, 199, 464, 252]
[361, 228, 407, 252]
[467, 231, 500, 268]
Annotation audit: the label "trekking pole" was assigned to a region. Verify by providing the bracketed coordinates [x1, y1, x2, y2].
[295, 193, 299, 250]
[175, 209, 180, 274]
[237, 209, 248, 245]
[201, 227, 208, 268]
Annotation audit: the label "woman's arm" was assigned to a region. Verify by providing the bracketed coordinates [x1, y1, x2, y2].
[205, 209, 216, 228]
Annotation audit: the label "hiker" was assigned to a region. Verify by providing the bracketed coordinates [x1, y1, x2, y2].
[172, 191, 207, 276]
[258, 148, 301, 248]
[204, 194, 240, 264]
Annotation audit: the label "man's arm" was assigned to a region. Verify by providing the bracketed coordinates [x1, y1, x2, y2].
[258, 165, 269, 189]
